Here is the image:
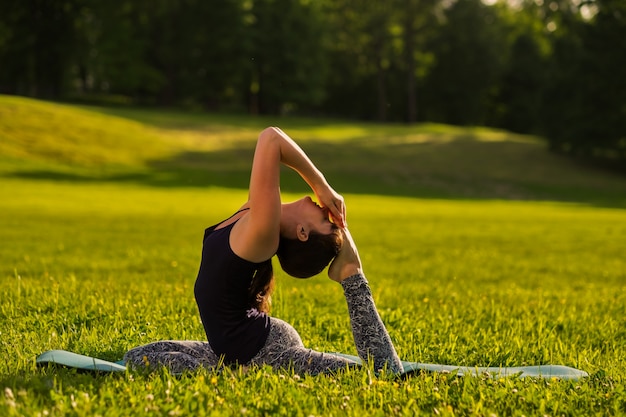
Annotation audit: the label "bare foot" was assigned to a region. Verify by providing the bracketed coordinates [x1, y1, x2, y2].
[328, 228, 363, 282]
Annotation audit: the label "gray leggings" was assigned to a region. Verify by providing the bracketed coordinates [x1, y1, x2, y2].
[124, 274, 402, 375]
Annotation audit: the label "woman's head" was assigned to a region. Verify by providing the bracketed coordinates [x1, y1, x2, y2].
[248, 228, 342, 312]
[277, 227, 343, 278]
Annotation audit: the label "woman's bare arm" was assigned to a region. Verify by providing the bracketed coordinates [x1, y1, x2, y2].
[232, 127, 345, 262]
[269, 127, 346, 225]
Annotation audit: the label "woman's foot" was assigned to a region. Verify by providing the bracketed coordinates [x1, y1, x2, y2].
[328, 228, 363, 282]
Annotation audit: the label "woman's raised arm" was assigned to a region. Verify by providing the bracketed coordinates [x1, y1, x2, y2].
[270, 127, 345, 225]
[232, 127, 346, 262]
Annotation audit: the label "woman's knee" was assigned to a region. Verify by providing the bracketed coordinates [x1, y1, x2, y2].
[248, 318, 304, 366]
[267, 318, 305, 349]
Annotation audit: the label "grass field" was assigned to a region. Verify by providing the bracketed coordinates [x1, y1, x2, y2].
[1, 95, 625, 416]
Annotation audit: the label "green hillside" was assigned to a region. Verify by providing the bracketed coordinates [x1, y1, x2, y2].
[0, 95, 172, 165]
[1, 95, 624, 204]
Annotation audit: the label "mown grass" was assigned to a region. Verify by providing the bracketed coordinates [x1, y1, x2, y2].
[1, 95, 625, 416]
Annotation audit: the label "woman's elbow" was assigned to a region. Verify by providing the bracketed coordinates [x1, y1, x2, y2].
[259, 126, 280, 140]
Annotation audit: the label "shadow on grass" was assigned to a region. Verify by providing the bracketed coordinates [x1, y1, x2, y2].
[4, 137, 626, 208]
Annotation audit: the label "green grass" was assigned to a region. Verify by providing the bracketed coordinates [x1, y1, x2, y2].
[1, 95, 625, 416]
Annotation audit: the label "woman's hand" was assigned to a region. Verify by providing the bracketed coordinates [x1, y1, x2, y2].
[315, 185, 347, 228]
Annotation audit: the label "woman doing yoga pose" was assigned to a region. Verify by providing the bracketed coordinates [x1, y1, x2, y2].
[124, 127, 402, 374]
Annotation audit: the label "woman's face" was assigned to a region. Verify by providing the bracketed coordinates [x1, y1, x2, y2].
[296, 196, 335, 235]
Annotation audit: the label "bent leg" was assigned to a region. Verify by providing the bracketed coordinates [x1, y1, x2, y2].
[249, 318, 359, 375]
[124, 340, 220, 374]
[341, 273, 403, 373]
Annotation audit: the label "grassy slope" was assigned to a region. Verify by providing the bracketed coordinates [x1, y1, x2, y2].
[2, 94, 625, 204]
[1, 95, 625, 416]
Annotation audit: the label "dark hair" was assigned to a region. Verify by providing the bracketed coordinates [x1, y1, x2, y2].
[248, 227, 343, 313]
[248, 260, 274, 313]
[276, 227, 343, 279]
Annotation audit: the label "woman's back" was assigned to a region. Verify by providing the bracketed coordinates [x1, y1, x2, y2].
[194, 219, 270, 364]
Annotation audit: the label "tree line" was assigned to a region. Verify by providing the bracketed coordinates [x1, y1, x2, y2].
[1, 0, 624, 163]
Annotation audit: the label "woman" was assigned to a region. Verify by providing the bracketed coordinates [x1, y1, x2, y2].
[124, 127, 403, 375]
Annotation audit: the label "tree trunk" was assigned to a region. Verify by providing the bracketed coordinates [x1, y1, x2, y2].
[404, 0, 417, 123]
[375, 39, 387, 121]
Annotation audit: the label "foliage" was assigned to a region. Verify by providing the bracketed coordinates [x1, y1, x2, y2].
[246, 0, 329, 114]
[1, 99, 625, 415]
[422, 0, 509, 126]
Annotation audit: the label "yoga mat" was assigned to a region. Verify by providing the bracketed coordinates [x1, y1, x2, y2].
[36, 349, 588, 380]
[36, 350, 126, 372]
[331, 352, 589, 381]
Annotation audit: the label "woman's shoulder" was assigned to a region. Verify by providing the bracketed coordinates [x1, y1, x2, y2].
[230, 208, 280, 263]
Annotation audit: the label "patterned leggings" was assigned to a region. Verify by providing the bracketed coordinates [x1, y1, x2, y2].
[124, 274, 402, 375]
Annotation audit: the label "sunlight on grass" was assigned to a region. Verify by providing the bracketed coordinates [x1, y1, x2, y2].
[0, 96, 173, 165]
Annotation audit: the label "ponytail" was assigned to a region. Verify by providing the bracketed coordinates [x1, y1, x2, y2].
[248, 259, 275, 313]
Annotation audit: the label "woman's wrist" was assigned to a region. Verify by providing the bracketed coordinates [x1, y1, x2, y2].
[341, 265, 363, 281]
[310, 175, 330, 194]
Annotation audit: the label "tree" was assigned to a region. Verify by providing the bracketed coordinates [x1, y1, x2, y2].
[399, 0, 438, 123]
[319, 0, 396, 120]
[422, 0, 509, 126]
[496, 24, 549, 134]
[70, 0, 247, 108]
[246, 0, 329, 115]
[78, 0, 163, 101]
[0, 0, 79, 98]
[143, 0, 248, 108]
[519, 0, 626, 163]
[576, 0, 626, 161]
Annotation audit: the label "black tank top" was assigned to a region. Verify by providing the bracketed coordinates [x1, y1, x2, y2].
[194, 211, 270, 364]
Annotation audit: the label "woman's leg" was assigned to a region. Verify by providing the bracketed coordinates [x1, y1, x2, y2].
[249, 289, 402, 376]
[249, 318, 360, 375]
[123, 340, 220, 374]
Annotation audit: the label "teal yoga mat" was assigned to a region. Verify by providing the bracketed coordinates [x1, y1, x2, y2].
[36, 349, 588, 380]
[331, 353, 589, 380]
[36, 350, 126, 372]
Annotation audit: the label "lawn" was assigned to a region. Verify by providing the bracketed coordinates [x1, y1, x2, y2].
[1, 95, 625, 416]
